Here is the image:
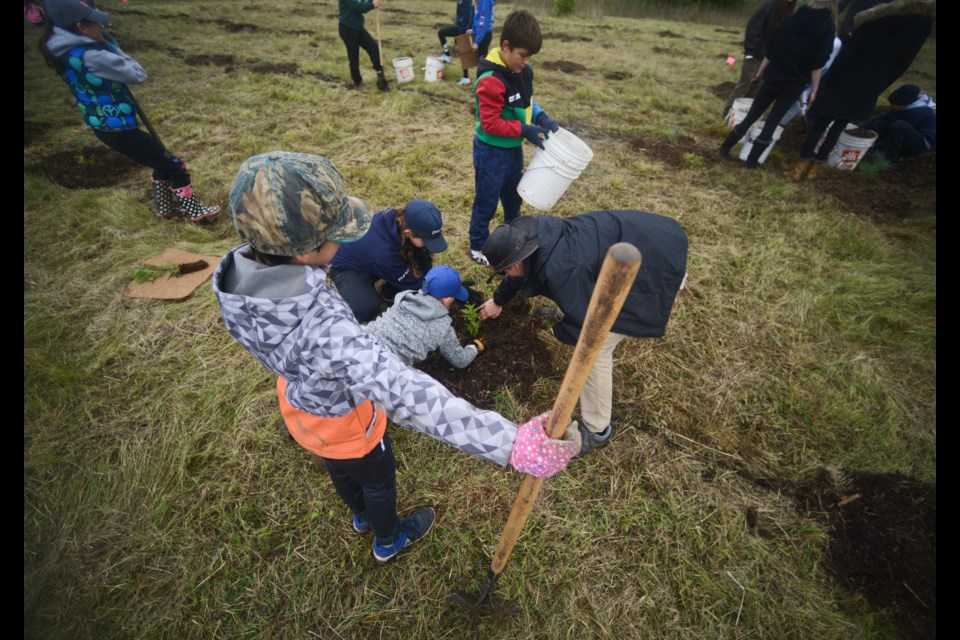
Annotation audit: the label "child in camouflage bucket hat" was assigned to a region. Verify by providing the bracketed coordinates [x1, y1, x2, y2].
[212, 151, 580, 563]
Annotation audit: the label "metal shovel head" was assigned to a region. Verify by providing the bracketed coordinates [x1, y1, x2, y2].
[448, 570, 522, 616]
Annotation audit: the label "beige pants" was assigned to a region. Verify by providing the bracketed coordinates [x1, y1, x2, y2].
[579, 332, 627, 433]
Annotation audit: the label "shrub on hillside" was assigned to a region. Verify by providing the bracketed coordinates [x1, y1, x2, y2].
[554, 0, 575, 16]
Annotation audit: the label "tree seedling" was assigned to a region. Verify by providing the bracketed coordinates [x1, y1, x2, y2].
[460, 303, 482, 338]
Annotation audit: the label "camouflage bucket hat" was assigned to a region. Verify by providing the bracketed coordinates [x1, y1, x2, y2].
[229, 152, 372, 256]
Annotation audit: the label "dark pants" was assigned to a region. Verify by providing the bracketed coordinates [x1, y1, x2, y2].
[874, 120, 929, 163]
[800, 116, 849, 162]
[323, 434, 401, 544]
[437, 25, 461, 48]
[462, 31, 492, 80]
[329, 268, 399, 323]
[732, 80, 806, 148]
[93, 128, 190, 187]
[470, 137, 523, 252]
[338, 22, 383, 85]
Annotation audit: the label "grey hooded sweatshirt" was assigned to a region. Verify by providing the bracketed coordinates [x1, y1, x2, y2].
[212, 244, 517, 466]
[365, 290, 477, 369]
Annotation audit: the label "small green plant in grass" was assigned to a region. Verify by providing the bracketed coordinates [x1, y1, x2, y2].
[681, 152, 703, 168]
[132, 263, 180, 284]
[554, 0, 575, 16]
[75, 153, 97, 166]
[460, 303, 482, 338]
[856, 152, 893, 177]
[666, 126, 684, 144]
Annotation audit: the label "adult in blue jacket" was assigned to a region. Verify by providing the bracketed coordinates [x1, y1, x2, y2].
[478, 211, 688, 456]
[330, 200, 448, 323]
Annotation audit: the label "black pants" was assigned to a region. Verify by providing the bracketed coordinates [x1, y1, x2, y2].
[93, 128, 191, 187]
[732, 80, 805, 146]
[800, 116, 849, 162]
[323, 434, 401, 544]
[329, 268, 400, 323]
[437, 25, 461, 48]
[339, 22, 383, 85]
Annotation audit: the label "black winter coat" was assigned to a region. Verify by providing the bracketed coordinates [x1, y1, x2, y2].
[492, 211, 688, 345]
[809, 0, 935, 122]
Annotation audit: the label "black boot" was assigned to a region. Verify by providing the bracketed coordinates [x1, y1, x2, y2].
[744, 139, 771, 169]
[718, 130, 741, 157]
[376, 70, 390, 92]
[151, 178, 178, 220]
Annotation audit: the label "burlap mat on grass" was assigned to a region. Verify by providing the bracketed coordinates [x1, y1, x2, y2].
[122, 248, 221, 300]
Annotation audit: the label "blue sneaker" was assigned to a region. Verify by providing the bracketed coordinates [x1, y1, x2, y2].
[373, 507, 436, 562]
[353, 513, 371, 534]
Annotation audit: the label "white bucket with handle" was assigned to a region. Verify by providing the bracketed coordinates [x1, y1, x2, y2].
[424, 56, 444, 82]
[392, 57, 414, 84]
[737, 120, 784, 165]
[727, 98, 753, 130]
[517, 127, 593, 211]
[828, 126, 879, 170]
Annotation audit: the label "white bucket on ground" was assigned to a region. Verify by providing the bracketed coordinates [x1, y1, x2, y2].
[727, 98, 753, 130]
[424, 56, 444, 82]
[737, 120, 784, 165]
[517, 127, 594, 211]
[392, 57, 414, 84]
[828, 126, 879, 171]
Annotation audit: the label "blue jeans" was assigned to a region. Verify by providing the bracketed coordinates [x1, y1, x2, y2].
[470, 138, 523, 252]
[323, 434, 401, 544]
[329, 268, 399, 323]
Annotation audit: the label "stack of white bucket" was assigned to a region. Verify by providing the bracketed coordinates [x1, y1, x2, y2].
[517, 128, 593, 211]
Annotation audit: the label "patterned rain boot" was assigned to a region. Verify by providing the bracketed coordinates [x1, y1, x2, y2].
[171, 184, 221, 222]
[151, 179, 179, 220]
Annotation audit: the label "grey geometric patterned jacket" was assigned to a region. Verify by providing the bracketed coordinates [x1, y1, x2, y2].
[365, 290, 478, 369]
[213, 245, 517, 466]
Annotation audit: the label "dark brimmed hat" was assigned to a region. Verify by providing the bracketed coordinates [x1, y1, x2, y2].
[481, 216, 540, 272]
[888, 84, 920, 106]
[403, 200, 447, 253]
[44, 0, 110, 27]
[228, 152, 372, 256]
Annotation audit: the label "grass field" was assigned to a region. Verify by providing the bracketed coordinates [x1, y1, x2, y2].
[24, 1, 935, 638]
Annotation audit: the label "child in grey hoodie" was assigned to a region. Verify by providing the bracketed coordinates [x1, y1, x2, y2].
[365, 266, 481, 368]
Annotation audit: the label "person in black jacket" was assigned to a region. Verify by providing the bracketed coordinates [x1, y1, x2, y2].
[478, 211, 688, 456]
[719, 0, 836, 168]
[723, 0, 797, 121]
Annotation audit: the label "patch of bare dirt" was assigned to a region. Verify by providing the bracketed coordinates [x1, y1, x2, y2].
[711, 81, 736, 99]
[544, 33, 593, 43]
[795, 472, 936, 640]
[776, 121, 937, 222]
[184, 53, 236, 70]
[652, 46, 689, 57]
[24, 118, 45, 147]
[540, 60, 587, 74]
[604, 71, 632, 81]
[27, 146, 143, 188]
[658, 30, 683, 38]
[416, 298, 560, 408]
[250, 62, 299, 74]
[715, 27, 740, 35]
[629, 135, 721, 170]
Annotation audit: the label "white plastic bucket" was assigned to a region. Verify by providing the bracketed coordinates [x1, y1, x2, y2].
[828, 126, 878, 171]
[737, 120, 784, 165]
[424, 56, 444, 82]
[728, 98, 753, 130]
[392, 57, 414, 84]
[517, 127, 594, 211]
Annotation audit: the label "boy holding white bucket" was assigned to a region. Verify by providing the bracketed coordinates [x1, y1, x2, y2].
[467, 9, 560, 265]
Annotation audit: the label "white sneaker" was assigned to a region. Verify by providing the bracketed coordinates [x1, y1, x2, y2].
[438, 53, 452, 63]
[457, 77, 472, 86]
[470, 250, 489, 266]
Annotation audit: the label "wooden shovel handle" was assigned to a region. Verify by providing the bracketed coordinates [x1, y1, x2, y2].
[490, 242, 642, 575]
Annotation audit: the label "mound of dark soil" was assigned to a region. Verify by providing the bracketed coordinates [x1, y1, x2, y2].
[545, 33, 593, 43]
[28, 146, 143, 188]
[658, 30, 683, 38]
[540, 60, 587, 74]
[416, 299, 561, 408]
[629, 135, 722, 170]
[796, 472, 936, 640]
[711, 81, 736, 99]
[652, 46, 689, 57]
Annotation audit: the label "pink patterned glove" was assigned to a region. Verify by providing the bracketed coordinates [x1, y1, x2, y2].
[508, 412, 582, 478]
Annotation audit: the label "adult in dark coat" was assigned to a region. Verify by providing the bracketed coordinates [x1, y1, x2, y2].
[719, 0, 836, 169]
[792, 0, 935, 177]
[477, 211, 688, 455]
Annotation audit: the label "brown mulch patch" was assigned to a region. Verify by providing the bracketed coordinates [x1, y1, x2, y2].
[539, 60, 587, 74]
[28, 146, 143, 188]
[416, 298, 561, 408]
[711, 81, 736, 99]
[795, 472, 936, 640]
[629, 135, 723, 170]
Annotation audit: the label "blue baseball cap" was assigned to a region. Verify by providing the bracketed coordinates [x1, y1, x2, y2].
[422, 265, 468, 301]
[404, 200, 447, 253]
